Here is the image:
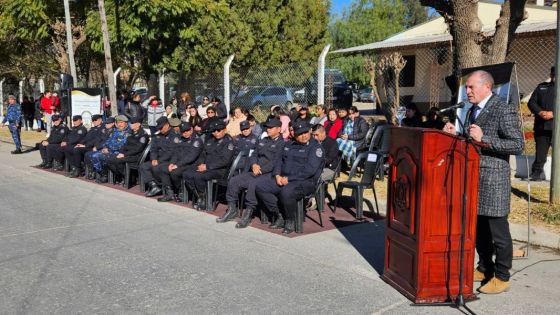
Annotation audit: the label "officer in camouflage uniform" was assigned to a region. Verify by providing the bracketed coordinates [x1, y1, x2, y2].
[154, 121, 203, 202]
[183, 119, 235, 211]
[84, 117, 115, 179]
[89, 115, 130, 183]
[106, 116, 150, 184]
[66, 114, 104, 178]
[37, 115, 69, 170]
[1, 95, 23, 154]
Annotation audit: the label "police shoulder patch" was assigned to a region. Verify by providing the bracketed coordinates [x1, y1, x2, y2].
[316, 148, 323, 158]
[140, 137, 146, 144]
[228, 143, 234, 150]
[193, 140, 200, 148]
[173, 137, 180, 143]
[78, 130, 83, 134]
[60, 129, 65, 133]
[251, 138, 256, 144]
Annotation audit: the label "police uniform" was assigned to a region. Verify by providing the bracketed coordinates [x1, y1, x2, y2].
[217, 118, 285, 225]
[89, 116, 130, 175]
[65, 114, 104, 175]
[233, 120, 258, 169]
[183, 120, 235, 210]
[142, 117, 183, 196]
[2, 97, 22, 153]
[84, 118, 115, 177]
[255, 121, 324, 234]
[528, 68, 555, 180]
[106, 117, 150, 180]
[38, 115, 69, 169]
[55, 115, 87, 167]
[153, 122, 203, 201]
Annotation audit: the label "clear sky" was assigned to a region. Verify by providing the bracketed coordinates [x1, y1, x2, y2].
[330, 0, 351, 16]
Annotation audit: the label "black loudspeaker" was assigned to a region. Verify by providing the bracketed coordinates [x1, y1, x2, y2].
[60, 73, 74, 90]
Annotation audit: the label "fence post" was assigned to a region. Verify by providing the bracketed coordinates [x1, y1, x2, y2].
[39, 78, 45, 93]
[550, 2, 560, 203]
[0, 78, 4, 117]
[159, 70, 165, 106]
[114, 67, 121, 87]
[19, 79, 25, 103]
[317, 44, 331, 106]
[224, 54, 235, 119]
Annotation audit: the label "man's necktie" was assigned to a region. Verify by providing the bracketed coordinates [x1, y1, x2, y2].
[470, 105, 480, 124]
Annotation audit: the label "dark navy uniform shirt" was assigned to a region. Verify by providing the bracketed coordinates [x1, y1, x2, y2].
[248, 135, 285, 175]
[274, 138, 324, 182]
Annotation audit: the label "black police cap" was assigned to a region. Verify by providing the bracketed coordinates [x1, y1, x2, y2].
[240, 120, 250, 130]
[129, 117, 143, 124]
[105, 117, 116, 124]
[51, 114, 61, 121]
[209, 119, 226, 131]
[180, 122, 192, 132]
[155, 116, 169, 130]
[263, 117, 282, 128]
[293, 121, 311, 136]
[72, 115, 82, 121]
[92, 114, 103, 121]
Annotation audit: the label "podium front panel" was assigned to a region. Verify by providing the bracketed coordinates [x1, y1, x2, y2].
[382, 127, 479, 303]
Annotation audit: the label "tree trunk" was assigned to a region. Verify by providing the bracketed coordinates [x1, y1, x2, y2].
[490, 0, 527, 64]
[453, 1, 484, 70]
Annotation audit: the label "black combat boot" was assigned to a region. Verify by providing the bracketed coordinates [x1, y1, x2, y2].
[68, 167, 79, 178]
[11, 148, 22, 154]
[41, 161, 52, 169]
[157, 186, 176, 202]
[216, 202, 239, 223]
[269, 213, 285, 229]
[145, 181, 162, 197]
[195, 192, 207, 211]
[96, 170, 108, 183]
[282, 220, 295, 235]
[37, 160, 47, 168]
[236, 207, 254, 229]
[530, 170, 546, 182]
[53, 160, 64, 171]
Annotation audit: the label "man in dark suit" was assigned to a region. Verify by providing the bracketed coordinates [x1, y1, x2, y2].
[527, 66, 555, 181]
[443, 70, 524, 294]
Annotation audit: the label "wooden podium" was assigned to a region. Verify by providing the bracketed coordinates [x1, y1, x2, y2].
[382, 127, 480, 303]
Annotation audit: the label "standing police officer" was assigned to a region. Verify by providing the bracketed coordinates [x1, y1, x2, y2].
[255, 121, 324, 235]
[142, 116, 182, 197]
[154, 122, 203, 202]
[528, 66, 555, 181]
[183, 119, 235, 211]
[1, 95, 23, 154]
[106, 116, 150, 184]
[216, 117, 284, 227]
[66, 114, 104, 178]
[37, 115, 69, 170]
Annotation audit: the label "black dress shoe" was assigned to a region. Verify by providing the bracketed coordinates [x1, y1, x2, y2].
[145, 181, 163, 197]
[41, 163, 52, 169]
[96, 175, 108, 183]
[530, 171, 546, 182]
[11, 149, 22, 154]
[282, 220, 295, 235]
[236, 207, 254, 229]
[216, 202, 238, 223]
[269, 215, 285, 229]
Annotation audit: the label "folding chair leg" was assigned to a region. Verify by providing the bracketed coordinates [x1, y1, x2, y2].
[238, 190, 247, 217]
[317, 185, 325, 213]
[124, 164, 130, 189]
[181, 179, 189, 204]
[356, 187, 364, 220]
[333, 185, 344, 213]
[108, 170, 114, 184]
[206, 181, 214, 211]
[139, 173, 145, 192]
[296, 199, 304, 233]
[372, 187, 380, 216]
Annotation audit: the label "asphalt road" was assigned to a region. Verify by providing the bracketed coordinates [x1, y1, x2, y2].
[0, 143, 559, 314]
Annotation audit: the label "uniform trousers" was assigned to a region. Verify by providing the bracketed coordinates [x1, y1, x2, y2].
[39, 143, 64, 163]
[106, 155, 141, 177]
[255, 177, 315, 220]
[183, 168, 227, 194]
[532, 130, 552, 174]
[226, 172, 266, 209]
[154, 164, 196, 191]
[89, 151, 115, 172]
[476, 215, 513, 281]
[8, 123, 21, 150]
[139, 161, 162, 185]
[64, 146, 91, 169]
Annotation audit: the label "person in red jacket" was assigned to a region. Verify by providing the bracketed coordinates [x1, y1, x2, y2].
[323, 108, 343, 140]
[40, 91, 60, 135]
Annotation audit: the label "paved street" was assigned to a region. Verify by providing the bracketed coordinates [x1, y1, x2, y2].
[0, 143, 559, 314]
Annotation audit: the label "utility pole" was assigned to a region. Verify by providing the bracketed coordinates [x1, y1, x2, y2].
[551, 2, 560, 203]
[63, 0, 77, 84]
[98, 0, 118, 116]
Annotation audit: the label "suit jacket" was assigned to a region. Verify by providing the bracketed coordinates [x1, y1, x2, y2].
[471, 94, 524, 217]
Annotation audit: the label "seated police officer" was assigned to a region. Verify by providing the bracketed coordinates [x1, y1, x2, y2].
[154, 122, 203, 202]
[38, 114, 69, 170]
[233, 120, 258, 169]
[89, 115, 130, 183]
[255, 121, 324, 235]
[142, 117, 182, 197]
[106, 116, 150, 184]
[183, 119, 235, 211]
[66, 114, 104, 178]
[57, 115, 88, 173]
[84, 117, 116, 179]
[216, 117, 284, 227]
[312, 124, 340, 182]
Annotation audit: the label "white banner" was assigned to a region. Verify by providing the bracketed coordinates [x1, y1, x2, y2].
[71, 90, 102, 128]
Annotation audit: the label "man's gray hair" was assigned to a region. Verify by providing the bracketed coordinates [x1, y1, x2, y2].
[468, 70, 494, 88]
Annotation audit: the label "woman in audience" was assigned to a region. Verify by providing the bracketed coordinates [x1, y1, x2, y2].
[226, 106, 246, 137]
[195, 106, 218, 135]
[187, 104, 202, 128]
[402, 103, 423, 127]
[323, 108, 343, 140]
[270, 105, 291, 141]
[164, 105, 177, 119]
[422, 106, 445, 130]
[310, 104, 328, 126]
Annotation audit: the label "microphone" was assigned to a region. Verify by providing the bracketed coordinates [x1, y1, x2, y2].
[439, 102, 465, 113]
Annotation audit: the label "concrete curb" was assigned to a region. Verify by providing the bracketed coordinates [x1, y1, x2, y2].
[510, 222, 560, 249]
